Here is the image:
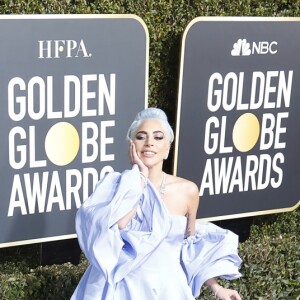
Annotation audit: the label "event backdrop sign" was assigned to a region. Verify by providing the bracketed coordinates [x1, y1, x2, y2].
[174, 17, 300, 221]
[0, 15, 148, 247]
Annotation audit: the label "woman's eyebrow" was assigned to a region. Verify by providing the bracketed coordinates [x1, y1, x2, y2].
[136, 130, 164, 134]
[136, 130, 147, 134]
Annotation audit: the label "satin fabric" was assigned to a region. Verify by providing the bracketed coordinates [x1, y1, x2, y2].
[71, 165, 242, 299]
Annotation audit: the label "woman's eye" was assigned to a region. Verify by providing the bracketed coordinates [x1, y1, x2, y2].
[154, 135, 164, 140]
[136, 134, 146, 140]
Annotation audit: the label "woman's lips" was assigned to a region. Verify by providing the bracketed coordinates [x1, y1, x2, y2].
[142, 151, 156, 157]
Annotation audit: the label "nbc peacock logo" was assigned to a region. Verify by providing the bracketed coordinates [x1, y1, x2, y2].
[231, 38, 278, 56]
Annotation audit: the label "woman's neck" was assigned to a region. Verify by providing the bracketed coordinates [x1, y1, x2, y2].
[148, 166, 165, 188]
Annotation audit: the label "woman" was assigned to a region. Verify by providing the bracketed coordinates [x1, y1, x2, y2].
[71, 108, 242, 300]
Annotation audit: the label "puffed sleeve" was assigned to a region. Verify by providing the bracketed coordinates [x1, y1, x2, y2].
[75, 165, 171, 285]
[180, 221, 242, 298]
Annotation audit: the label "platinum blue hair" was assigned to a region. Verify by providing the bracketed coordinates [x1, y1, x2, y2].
[126, 107, 174, 143]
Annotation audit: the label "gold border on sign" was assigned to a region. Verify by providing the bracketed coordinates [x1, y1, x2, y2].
[173, 16, 300, 222]
[0, 14, 149, 248]
[198, 201, 300, 222]
[0, 234, 77, 249]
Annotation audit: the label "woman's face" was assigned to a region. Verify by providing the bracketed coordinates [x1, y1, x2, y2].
[132, 119, 170, 168]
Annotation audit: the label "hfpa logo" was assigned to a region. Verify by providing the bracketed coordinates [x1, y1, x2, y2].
[231, 38, 278, 56]
[38, 39, 92, 59]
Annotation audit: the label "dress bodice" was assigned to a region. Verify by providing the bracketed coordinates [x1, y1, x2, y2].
[119, 214, 194, 299]
[156, 215, 187, 261]
[137, 215, 187, 273]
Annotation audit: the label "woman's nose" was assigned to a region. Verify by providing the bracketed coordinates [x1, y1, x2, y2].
[145, 136, 154, 146]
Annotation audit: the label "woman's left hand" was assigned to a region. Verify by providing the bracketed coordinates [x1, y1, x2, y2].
[215, 286, 242, 300]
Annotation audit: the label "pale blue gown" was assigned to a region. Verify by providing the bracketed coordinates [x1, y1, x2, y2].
[71, 165, 242, 300]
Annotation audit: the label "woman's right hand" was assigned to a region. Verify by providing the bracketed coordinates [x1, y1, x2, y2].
[129, 140, 149, 178]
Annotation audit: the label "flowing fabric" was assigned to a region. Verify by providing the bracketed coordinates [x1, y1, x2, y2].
[71, 165, 242, 299]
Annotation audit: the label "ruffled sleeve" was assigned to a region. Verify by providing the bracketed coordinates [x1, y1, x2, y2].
[180, 221, 242, 298]
[75, 165, 171, 285]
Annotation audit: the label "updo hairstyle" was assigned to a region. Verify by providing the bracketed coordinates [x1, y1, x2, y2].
[126, 107, 174, 143]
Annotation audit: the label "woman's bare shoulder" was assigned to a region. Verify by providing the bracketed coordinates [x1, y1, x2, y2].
[163, 174, 199, 216]
[167, 174, 199, 197]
